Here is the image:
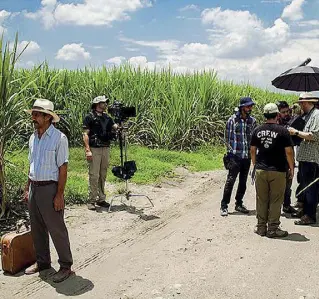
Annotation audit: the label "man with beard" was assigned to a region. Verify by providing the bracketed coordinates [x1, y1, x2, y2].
[83, 96, 118, 210]
[288, 92, 319, 225]
[23, 99, 74, 283]
[276, 101, 297, 214]
[220, 97, 257, 216]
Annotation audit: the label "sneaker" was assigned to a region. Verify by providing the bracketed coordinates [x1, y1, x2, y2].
[220, 208, 228, 217]
[96, 201, 110, 208]
[87, 203, 96, 210]
[254, 226, 267, 236]
[52, 267, 74, 283]
[283, 205, 297, 214]
[266, 228, 288, 238]
[235, 205, 249, 214]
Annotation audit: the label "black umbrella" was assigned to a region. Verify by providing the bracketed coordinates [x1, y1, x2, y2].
[272, 58, 319, 92]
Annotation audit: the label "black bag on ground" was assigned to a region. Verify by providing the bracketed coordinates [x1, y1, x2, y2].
[223, 154, 231, 170]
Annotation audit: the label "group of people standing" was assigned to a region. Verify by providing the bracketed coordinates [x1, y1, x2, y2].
[17, 91, 319, 283]
[221, 93, 319, 238]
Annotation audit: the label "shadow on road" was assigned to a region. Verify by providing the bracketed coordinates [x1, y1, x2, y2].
[280, 233, 310, 242]
[228, 209, 256, 216]
[39, 271, 94, 296]
[96, 204, 160, 221]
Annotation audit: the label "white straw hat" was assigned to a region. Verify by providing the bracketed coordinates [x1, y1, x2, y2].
[25, 99, 60, 123]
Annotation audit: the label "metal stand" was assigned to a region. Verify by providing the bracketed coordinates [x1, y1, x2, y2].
[108, 125, 154, 212]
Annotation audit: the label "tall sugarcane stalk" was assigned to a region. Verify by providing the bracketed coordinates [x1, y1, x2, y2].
[0, 33, 32, 217]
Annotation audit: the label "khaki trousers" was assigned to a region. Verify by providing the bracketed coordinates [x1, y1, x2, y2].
[255, 170, 286, 231]
[88, 147, 110, 203]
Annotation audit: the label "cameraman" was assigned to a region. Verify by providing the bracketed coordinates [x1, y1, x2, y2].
[83, 96, 118, 211]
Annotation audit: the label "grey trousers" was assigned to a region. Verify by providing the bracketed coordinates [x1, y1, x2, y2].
[28, 182, 73, 269]
[88, 147, 110, 204]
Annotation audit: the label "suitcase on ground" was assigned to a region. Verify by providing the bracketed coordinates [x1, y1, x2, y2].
[1, 224, 36, 274]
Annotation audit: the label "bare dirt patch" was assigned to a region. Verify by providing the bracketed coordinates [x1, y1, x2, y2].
[1, 169, 318, 299]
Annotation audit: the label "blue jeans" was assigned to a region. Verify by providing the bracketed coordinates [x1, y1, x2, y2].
[299, 161, 319, 221]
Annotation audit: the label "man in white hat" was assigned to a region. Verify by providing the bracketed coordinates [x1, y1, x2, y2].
[250, 103, 294, 238]
[288, 92, 319, 225]
[23, 99, 74, 283]
[83, 96, 118, 210]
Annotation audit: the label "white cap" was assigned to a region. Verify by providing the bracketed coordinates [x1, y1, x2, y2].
[263, 103, 279, 114]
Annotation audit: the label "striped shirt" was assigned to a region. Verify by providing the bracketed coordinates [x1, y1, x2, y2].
[297, 108, 319, 165]
[28, 124, 69, 182]
[225, 112, 257, 159]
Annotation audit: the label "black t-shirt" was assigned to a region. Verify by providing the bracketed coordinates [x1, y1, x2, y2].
[250, 123, 293, 172]
[83, 111, 115, 147]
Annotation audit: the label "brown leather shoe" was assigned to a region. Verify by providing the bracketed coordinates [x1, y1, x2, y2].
[25, 262, 51, 275]
[52, 268, 74, 283]
[294, 215, 316, 226]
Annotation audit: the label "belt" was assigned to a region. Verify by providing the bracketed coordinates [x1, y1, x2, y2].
[30, 180, 57, 187]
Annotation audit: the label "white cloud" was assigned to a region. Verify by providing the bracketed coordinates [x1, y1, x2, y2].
[296, 29, 319, 38]
[0, 10, 11, 33]
[41, 0, 57, 6]
[25, 0, 152, 29]
[128, 56, 156, 70]
[119, 0, 319, 90]
[128, 56, 147, 66]
[106, 56, 126, 65]
[109, 55, 156, 70]
[297, 20, 319, 26]
[201, 7, 289, 59]
[119, 36, 180, 58]
[9, 41, 41, 56]
[282, 0, 305, 21]
[17, 41, 41, 55]
[24, 0, 57, 29]
[179, 4, 199, 12]
[0, 10, 11, 22]
[56, 43, 91, 61]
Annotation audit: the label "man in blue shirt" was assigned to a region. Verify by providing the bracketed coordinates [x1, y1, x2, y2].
[23, 99, 74, 283]
[220, 97, 257, 216]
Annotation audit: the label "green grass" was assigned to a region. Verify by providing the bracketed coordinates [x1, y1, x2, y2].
[5, 145, 224, 205]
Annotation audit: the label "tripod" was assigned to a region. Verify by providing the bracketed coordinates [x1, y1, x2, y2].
[108, 123, 154, 212]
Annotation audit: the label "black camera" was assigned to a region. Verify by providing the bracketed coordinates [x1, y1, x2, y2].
[108, 100, 136, 123]
[112, 161, 137, 180]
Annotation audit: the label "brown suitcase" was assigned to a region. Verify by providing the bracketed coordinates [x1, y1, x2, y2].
[1, 225, 36, 274]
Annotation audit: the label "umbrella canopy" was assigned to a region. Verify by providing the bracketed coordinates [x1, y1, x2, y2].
[272, 58, 319, 92]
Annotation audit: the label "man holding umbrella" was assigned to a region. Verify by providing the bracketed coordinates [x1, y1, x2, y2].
[288, 92, 319, 225]
[220, 97, 257, 216]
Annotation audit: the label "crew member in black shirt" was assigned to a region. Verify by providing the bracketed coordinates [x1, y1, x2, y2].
[250, 103, 294, 238]
[83, 96, 118, 210]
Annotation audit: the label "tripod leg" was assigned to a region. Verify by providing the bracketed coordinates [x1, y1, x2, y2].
[108, 196, 115, 212]
[127, 194, 154, 207]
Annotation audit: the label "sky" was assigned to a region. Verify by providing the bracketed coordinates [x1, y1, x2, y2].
[1, 0, 319, 91]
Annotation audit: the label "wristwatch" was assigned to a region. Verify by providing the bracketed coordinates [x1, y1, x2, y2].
[295, 131, 299, 136]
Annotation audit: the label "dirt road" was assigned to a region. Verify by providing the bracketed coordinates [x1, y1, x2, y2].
[1, 169, 318, 299]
